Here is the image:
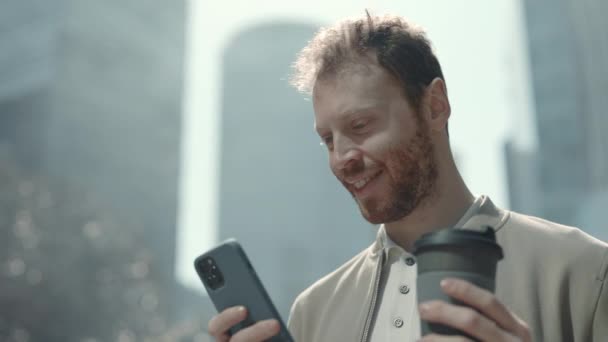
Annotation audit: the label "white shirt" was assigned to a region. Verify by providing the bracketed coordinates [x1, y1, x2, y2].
[369, 197, 483, 342]
[369, 227, 421, 341]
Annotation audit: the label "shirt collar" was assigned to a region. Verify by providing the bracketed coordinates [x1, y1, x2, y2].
[370, 195, 510, 256]
[378, 224, 410, 262]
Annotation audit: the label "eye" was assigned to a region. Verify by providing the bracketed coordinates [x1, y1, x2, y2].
[352, 119, 369, 131]
[320, 135, 334, 150]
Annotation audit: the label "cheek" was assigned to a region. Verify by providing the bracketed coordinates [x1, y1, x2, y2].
[362, 133, 397, 162]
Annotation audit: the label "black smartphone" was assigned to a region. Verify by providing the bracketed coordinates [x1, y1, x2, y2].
[194, 239, 294, 342]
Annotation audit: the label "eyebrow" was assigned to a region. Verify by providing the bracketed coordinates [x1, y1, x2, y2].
[342, 107, 377, 123]
[314, 124, 326, 136]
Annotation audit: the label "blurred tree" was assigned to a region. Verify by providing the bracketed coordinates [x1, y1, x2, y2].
[0, 145, 185, 341]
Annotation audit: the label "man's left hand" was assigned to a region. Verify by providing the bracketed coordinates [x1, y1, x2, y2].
[417, 278, 532, 342]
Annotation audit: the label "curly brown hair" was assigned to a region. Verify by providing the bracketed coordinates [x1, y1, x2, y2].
[290, 11, 445, 111]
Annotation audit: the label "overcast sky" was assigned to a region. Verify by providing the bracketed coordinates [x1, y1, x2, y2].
[175, 0, 537, 290]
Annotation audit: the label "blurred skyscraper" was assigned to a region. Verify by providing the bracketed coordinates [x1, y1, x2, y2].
[45, 0, 193, 331]
[506, 0, 608, 240]
[503, 141, 541, 216]
[0, 0, 56, 169]
[42, 0, 186, 306]
[0, 0, 209, 339]
[218, 22, 377, 318]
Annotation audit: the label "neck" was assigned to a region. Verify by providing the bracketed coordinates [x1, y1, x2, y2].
[384, 156, 474, 252]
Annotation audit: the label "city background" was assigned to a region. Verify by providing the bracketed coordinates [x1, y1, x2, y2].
[0, 0, 606, 341]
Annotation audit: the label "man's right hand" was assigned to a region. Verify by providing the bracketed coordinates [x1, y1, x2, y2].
[207, 306, 281, 342]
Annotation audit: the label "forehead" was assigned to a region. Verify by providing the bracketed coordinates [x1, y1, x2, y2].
[312, 64, 405, 127]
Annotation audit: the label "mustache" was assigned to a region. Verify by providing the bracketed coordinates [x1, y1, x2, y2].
[336, 166, 369, 183]
[335, 159, 372, 179]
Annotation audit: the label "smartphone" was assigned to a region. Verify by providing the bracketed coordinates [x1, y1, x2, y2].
[194, 239, 294, 342]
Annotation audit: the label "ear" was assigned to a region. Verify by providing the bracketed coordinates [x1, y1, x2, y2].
[424, 78, 451, 133]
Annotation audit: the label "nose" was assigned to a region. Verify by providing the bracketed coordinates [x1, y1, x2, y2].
[331, 136, 363, 173]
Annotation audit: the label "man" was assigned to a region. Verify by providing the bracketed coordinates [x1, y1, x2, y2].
[208, 12, 608, 341]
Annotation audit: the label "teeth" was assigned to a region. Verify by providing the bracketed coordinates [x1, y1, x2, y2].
[353, 172, 379, 190]
[354, 177, 370, 189]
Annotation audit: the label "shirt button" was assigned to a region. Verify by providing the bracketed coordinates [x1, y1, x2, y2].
[393, 317, 404, 328]
[399, 284, 410, 294]
[405, 257, 416, 266]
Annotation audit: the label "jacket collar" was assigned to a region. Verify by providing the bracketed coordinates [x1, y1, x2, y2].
[369, 195, 510, 256]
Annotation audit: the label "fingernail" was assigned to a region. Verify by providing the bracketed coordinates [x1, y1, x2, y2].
[419, 302, 431, 313]
[440, 278, 453, 289]
[236, 306, 246, 312]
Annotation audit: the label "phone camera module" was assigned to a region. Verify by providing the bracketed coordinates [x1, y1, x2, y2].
[200, 257, 224, 290]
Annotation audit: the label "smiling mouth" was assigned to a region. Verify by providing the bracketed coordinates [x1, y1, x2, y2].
[350, 170, 383, 191]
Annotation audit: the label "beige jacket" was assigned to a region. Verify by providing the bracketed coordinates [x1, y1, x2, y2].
[287, 196, 608, 341]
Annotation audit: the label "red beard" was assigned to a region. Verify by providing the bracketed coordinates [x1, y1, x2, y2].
[340, 120, 438, 224]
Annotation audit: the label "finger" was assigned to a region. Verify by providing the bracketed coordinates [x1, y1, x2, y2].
[207, 306, 247, 339]
[230, 319, 280, 342]
[440, 278, 523, 334]
[419, 300, 513, 341]
[418, 333, 474, 342]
